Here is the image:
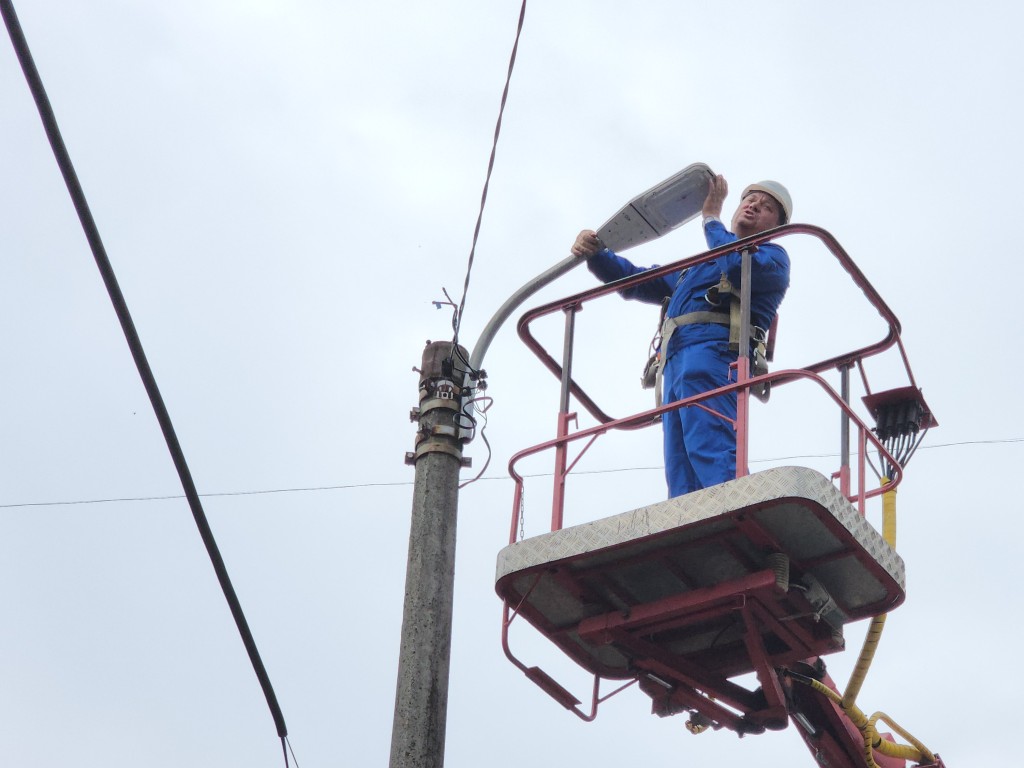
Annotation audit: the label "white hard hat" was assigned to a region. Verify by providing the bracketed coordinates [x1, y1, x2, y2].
[742, 180, 792, 224]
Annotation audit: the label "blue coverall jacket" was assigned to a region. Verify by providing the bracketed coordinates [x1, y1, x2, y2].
[587, 219, 790, 497]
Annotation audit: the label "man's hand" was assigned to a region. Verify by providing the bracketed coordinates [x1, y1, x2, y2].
[702, 174, 728, 219]
[570, 229, 603, 259]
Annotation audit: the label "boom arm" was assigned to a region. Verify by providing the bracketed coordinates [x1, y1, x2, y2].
[784, 660, 946, 768]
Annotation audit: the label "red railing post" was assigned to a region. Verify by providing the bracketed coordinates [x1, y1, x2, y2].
[734, 355, 751, 479]
[551, 304, 579, 531]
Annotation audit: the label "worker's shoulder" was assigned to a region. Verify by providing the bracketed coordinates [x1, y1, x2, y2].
[760, 238, 790, 262]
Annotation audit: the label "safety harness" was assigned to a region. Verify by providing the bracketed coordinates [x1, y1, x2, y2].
[645, 273, 772, 406]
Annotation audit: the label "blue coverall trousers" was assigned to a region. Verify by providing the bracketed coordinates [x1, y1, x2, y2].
[660, 336, 738, 498]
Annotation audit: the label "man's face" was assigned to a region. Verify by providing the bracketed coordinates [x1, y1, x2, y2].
[730, 191, 783, 238]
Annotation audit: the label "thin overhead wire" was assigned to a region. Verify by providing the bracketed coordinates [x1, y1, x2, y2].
[4, 436, 1020, 511]
[1, 0, 288, 749]
[451, 0, 527, 349]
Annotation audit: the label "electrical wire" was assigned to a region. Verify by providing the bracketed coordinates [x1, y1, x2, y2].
[450, 0, 527, 352]
[428, 1, 528, 465]
[458, 394, 494, 488]
[3, 435, 1021, 511]
[284, 736, 301, 768]
[0, 0, 288, 749]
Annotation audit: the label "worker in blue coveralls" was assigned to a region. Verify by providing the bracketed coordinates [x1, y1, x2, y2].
[570, 175, 791, 498]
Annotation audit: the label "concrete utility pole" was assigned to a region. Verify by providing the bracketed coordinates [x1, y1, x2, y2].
[389, 340, 468, 768]
[385, 167, 709, 768]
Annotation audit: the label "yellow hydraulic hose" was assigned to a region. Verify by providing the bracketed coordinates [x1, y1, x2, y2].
[791, 481, 937, 766]
[796, 675, 935, 767]
[843, 480, 896, 767]
[882, 477, 897, 546]
[843, 613, 887, 708]
[869, 712, 937, 763]
[843, 480, 897, 708]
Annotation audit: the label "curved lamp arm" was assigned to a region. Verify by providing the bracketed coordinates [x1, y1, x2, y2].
[468, 162, 713, 375]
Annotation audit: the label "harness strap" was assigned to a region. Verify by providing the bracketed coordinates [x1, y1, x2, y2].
[653, 272, 772, 405]
[653, 310, 729, 406]
[709, 274, 772, 401]
[706, 273, 744, 352]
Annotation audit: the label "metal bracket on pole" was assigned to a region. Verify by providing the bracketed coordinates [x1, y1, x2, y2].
[406, 428, 473, 466]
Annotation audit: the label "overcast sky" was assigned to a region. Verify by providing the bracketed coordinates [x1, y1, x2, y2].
[1, 1, 1021, 766]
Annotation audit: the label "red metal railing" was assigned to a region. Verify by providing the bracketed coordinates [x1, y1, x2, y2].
[507, 223, 923, 539]
[498, 223, 940, 760]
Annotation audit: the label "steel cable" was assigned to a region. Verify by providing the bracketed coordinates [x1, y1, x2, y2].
[1, 0, 289, 746]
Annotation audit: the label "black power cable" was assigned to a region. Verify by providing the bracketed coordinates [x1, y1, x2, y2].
[451, 0, 527, 349]
[0, 0, 289, 747]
